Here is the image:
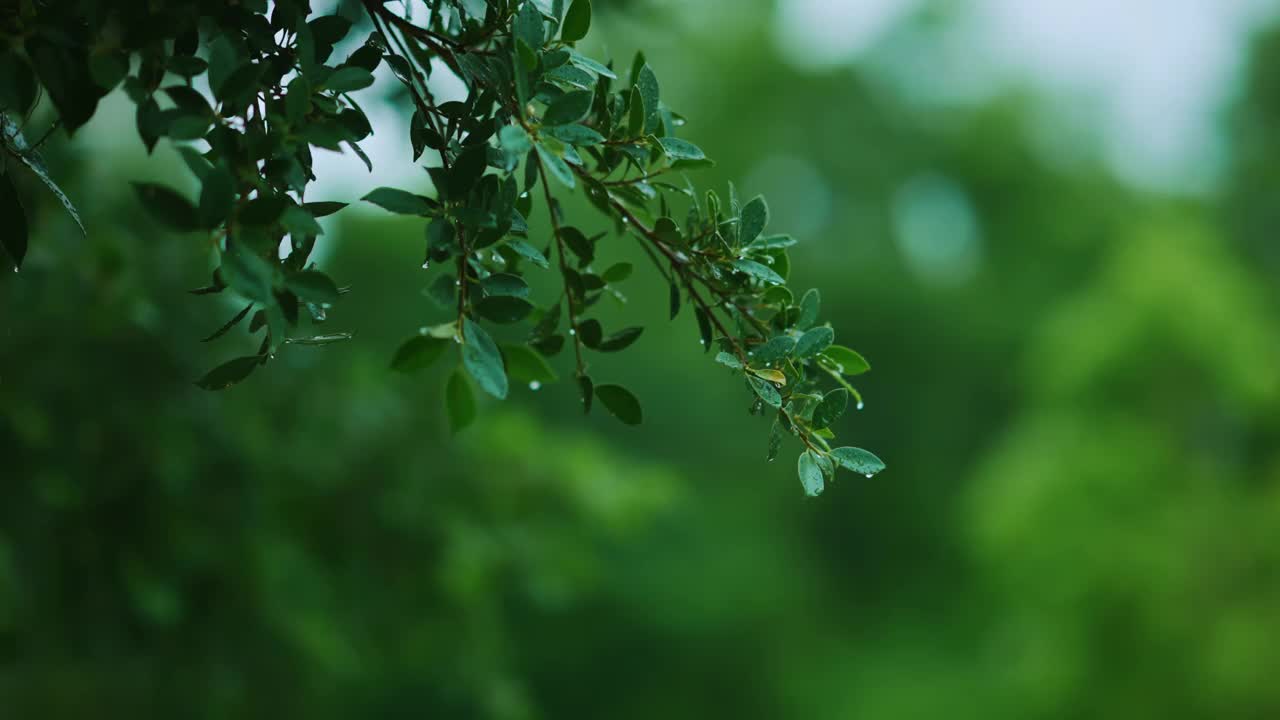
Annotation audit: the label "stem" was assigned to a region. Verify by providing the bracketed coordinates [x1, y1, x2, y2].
[534, 155, 587, 376]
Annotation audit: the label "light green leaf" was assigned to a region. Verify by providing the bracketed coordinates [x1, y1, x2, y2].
[830, 447, 886, 477]
[535, 143, 575, 188]
[715, 352, 743, 370]
[798, 450, 825, 497]
[822, 345, 871, 375]
[731, 259, 784, 285]
[499, 124, 532, 154]
[797, 288, 820, 330]
[657, 137, 705, 161]
[506, 239, 551, 269]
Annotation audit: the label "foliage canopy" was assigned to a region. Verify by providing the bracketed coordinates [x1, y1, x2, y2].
[0, 0, 882, 493]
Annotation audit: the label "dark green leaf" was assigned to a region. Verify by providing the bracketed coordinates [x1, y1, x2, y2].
[462, 318, 508, 399]
[220, 242, 277, 302]
[196, 356, 261, 391]
[634, 63, 660, 132]
[362, 187, 437, 215]
[201, 303, 254, 343]
[602, 262, 633, 283]
[561, 0, 592, 42]
[795, 326, 834, 358]
[198, 165, 236, 228]
[446, 368, 476, 433]
[0, 173, 28, 269]
[669, 282, 681, 319]
[595, 384, 643, 425]
[502, 344, 559, 385]
[695, 307, 713, 351]
[482, 273, 530, 298]
[751, 336, 796, 365]
[578, 374, 594, 414]
[133, 182, 199, 232]
[597, 326, 643, 352]
[477, 295, 535, 324]
[561, 226, 593, 265]
[391, 336, 449, 373]
[545, 123, 606, 147]
[285, 270, 339, 307]
[797, 288, 820, 330]
[740, 195, 769, 245]
[813, 389, 849, 429]
[322, 67, 375, 93]
[506, 239, 550, 269]
[543, 90, 593, 126]
[0, 50, 38, 114]
[303, 201, 348, 218]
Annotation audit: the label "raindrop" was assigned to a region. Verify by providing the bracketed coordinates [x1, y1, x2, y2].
[454, 280, 461, 287]
[421, 260, 430, 270]
[528, 381, 542, 391]
[419, 326, 429, 335]
[568, 328, 576, 336]
[762, 256, 774, 264]
[864, 473, 873, 479]
[856, 401, 865, 411]
[11, 267, 17, 273]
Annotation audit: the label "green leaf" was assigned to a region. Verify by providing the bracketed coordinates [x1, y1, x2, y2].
[601, 262, 633, 283]
[477, 295, 535, 324]
[797, 288, 820, 330]
[657, 137, 705, 162]
[627, 87, 644, 137]
[545, 123, 606, 147]
[740, 195, 769, 246]
[543, 90, 593, 126]
[196, 356, 261, 391]
[515, 1, 545, 51]
[798, 450, 825, 497]
[745, 234, 796, 251]
[362, 187, 437, 215]
[578, 374, 594, 414]
[561, 0, 592, 41]
[561, 226, 593, 265]
[506, 239, 551, 269]
[669, 282, 681, 319]
[830, 447, 886, 477]
[198, 165, 236, 229]
[634, 63, 660, 132]
[715, 352, 744, 370]
[502, 344, 559, 385]
[303, 201, 348, 218]
[569, 51, 616, 79]
[133, 182, 199, 232]
[482, 273, 530, 298]
[285, 270, 339, 307]
[201, 303, 254, 343]
[322, 66, 375, 93]
[219, 243, 277, 303]
[499, 124, 532, 154]
[822, 345, 871, 375]
[748, 374, 782, 408]
[731, 259, 784, 285]
[595, 384, 643, 425]
[446, 368, 477, 433]
[535, 143, 575, 188]
[0, 50, 38, 114]
[0, 173, 28, 269]
[391, 336, 449, 373]
[597, 326, 643, 352]
[812, 389, 849, 430]
[795, 326, 834, 358]
[462, 318, 508, 399]
[694, 307, 713, 351]
[751, 335, 796, 365]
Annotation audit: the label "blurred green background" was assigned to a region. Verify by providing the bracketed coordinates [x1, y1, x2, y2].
[5, 0, 1280, 717]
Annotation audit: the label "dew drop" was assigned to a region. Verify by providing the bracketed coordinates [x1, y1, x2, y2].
[568, 328, 576, 336]
[12, 266, 18, 273]
[864, 473, 873, 478]
[421, 260, 430, 270]
[856, 401, 865, 410]
[528, 380, 542, 391]
[454, 280, 461, 287]
[419, 326, 429, 335]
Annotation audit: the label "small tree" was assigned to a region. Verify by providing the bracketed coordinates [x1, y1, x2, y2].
[0, 0, 882, 493]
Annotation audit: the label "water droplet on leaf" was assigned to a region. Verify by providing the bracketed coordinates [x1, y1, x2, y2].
[528, 381, 541, 391]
